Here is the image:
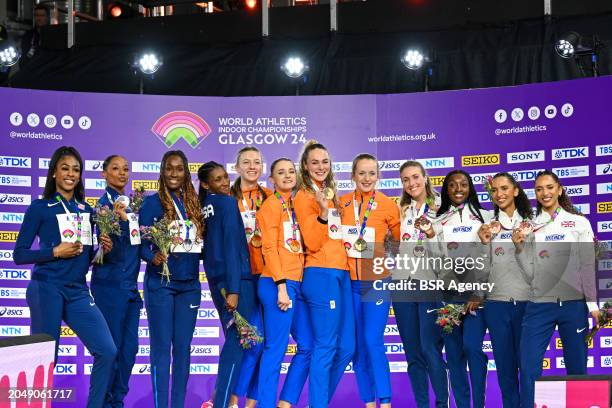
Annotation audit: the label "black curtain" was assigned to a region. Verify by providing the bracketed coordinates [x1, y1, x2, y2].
[7, 13, 612, 96]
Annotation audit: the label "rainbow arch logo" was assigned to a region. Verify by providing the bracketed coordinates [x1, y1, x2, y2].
[151, 111, 212, 148]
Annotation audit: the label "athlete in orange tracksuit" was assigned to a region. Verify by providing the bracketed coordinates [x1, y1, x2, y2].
[255, 158, 313, 408]
[293, 141, 352, 408]
[339, 154, 400, 408]
[229, 146, 272, 407]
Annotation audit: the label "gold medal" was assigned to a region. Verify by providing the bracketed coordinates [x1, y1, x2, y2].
[322, 187, 335, 200]
[354, 238, 368, 252]
[250, 233, 262, 248]
[288, 239, 301, 253]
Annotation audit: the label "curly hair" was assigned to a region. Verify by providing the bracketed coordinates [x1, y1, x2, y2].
[534, 170, 581, 216]
[436, 169, 485, 223]
[158, 150, 204, 239]
[297, 140, 341, 211]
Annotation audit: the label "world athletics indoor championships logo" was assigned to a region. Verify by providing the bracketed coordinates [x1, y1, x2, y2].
[151, 111, 212, 148]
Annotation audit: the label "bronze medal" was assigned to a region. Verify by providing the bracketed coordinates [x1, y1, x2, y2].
[417, 216, 432, 232]
[413, 245, 426, 257]
[519, 221, 533, 236]
[288, 239, 301, 253]
[489, 220, 501, 235]
[250, 233, 262, 248]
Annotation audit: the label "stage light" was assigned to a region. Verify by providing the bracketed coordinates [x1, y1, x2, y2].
[555, 31, 597, 59]
[246, 0, 256, 9]
[0, 45, 20, 67]
[106, 2, 137, 19]
[134, 52, 162, 75]
[555, 31, 602, 77]
[401, 49, 425, 70]
[281, 57, 308, 79]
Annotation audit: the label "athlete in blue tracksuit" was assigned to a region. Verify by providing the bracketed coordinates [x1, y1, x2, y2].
[139, 151, 203, 408]
[91, 155, 142, 408]
[198, 161, 257, 408]
[478, 173, 533, 408]
[13, 146, 117, 408]
[515, 171, 599, 408]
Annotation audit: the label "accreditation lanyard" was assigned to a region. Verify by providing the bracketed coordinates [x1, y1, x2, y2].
[274, 191, 298, 241]
[241, 190, 262, 212]
[532, 207, 562, 232]
[353, 191, 376, 241]
[440, 202, 465, 225]
[411, 201, 429, 246]
[57, 195, 82, 243]
[171, 194, 192, 244]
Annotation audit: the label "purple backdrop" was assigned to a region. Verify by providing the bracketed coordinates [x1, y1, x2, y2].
[1, 76, 611, 407]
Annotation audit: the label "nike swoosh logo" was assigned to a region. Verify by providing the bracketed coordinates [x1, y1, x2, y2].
[189, 304, 199, 309]
[577, 327, 587, 333]
[89, 302, 96, 306]
[376, 299, 384, 306]
[426, 309, 438, 314]
[47, 202, 61, 207]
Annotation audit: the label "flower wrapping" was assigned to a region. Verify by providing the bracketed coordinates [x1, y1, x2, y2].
[221, 288, 263, 349]
[140, 218, 180, 283]
[92, 204, 121, 264]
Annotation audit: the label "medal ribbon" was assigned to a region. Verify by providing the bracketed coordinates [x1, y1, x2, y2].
[274, 191, 298, 242]
[56, 194, 82, 243]
[532, 207, 562, 232]
[171, 193, 191, 247]
[353, 191, 376, 241]
[440, 202, 465, 226]
[411, 201, 430, 246]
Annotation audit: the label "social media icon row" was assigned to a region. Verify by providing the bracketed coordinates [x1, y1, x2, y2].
[9, 113, 92, 130]
[494, 103, 573, 123]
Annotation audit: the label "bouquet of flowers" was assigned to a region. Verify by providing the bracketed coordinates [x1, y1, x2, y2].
[436, 304, 467, 334]
[483, 175, 494, 197]
[586, 302, 612, 344]
[92, 204, 121, 264]
[140, 219, 180, 283]
[130, 185, 147, 214]
[221, 288, 263, 349]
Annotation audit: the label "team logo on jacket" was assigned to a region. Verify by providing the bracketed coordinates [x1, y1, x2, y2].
[401, 232, 411, 241]
[452, 226, 472, 233]
[447, 242, 459, 250]
[538, 250, 550, 258]
[545, 234, 565, 241]
[344, 242, 352, 250]
[151, 111, 211, 148]
[561, 221, 575, 228]
[494, 247, 505, 256]
[330, 224, 339, 233]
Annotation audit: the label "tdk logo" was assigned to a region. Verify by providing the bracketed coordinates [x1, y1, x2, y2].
[453, 226, 473, 233]
[545, 234, 565, 241]
[54, 364, 76, 375]
[0, 156, 31, 168]
[384, 343, 404, 354]
[509, 170, 542, 182]
[552, 147, 588, 160]
[477, 192, 490, 203]
[0, 269, 30, 280]
[197, 309, 218, 320]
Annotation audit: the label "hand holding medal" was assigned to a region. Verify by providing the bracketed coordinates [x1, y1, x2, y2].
[518, 220, 533, 236]
[478, 223, 492, 244]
